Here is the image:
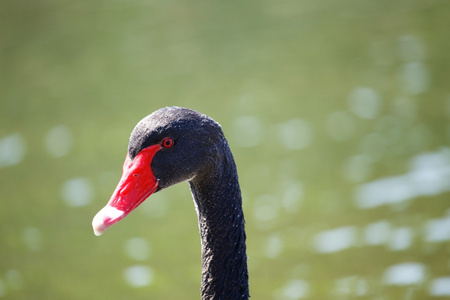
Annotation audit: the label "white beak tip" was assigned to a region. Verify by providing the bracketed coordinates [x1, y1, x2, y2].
[92, 205, 125, 236]
[93, 224, 106, 236]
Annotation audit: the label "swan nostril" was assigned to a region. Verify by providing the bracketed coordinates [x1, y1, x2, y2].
[133, 174, 140, 177]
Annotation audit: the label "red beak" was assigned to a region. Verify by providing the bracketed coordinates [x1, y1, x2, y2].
[92, 145, 161, 236]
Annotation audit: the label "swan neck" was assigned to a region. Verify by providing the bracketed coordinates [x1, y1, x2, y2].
[189, 151, 249, 300]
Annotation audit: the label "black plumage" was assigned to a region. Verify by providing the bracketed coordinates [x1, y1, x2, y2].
[99, 107, 249, 299]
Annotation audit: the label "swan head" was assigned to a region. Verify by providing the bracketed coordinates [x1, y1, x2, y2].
[92, 107, 224, 236]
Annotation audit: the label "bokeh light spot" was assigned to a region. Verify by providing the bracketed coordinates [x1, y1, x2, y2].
[363, 220, 390, 246]
[0, 133, 26, 168]
[397, 35, 426, 62]
[61, 177, 94, 207]
[429, 277, 450, 296]
[313, 226, 357, 253]
[232, 116, 263, 148]
[348, 87, 381, 119]
[355, 149, 450, 209]
[252, 195, 279, 229]
[45, 125, 73, 158]
[276, 279, 309, 300]
[265, 234, 283, 259]
[23, 227, 43, 251]
[277, 119, 312, 150]
[282, 181, 303, 213]
[388, 227, 413, 251]
[123, 265, 153, 287]
[124, 237, 151, 261]
[400, 62, 429, 95]
[383, 263, 425, 285]
[424, 214, 450, 242]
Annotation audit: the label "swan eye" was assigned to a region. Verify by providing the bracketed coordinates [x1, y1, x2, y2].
[161, 137, 174, 148]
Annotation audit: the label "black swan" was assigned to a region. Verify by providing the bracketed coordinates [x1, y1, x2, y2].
[92, 107, 249, 299]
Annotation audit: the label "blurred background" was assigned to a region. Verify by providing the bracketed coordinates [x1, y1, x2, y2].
[1, 0, 450, 299]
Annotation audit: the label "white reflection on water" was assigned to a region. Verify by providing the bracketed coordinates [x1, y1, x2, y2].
[123, 265, 153, 287]
[348, 87, 381, 119]
[61, 177, 94, 207]
[425, 213, 450, 242]
[383, 262, 425, 285]
[429, 277, 450, 296]
[23, 227, 43, 251]
[410, 148, 448, 189]
[355, 175, 412, 209]
[388, 227, 412, 251]
[313, 226, 356, 253]
[278, 119, 312, 150]
[0, 133, 26, 168]
[326, 111, 356, 142]
[364, 220, 390, 246]
[355, 149, 450, 209]
[45, 125, 73, 158]
[364, 222, 413, 251]
[124, 237, 151, 261]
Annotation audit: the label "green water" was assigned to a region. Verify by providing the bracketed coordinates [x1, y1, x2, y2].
[1, 1, 450, 299]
